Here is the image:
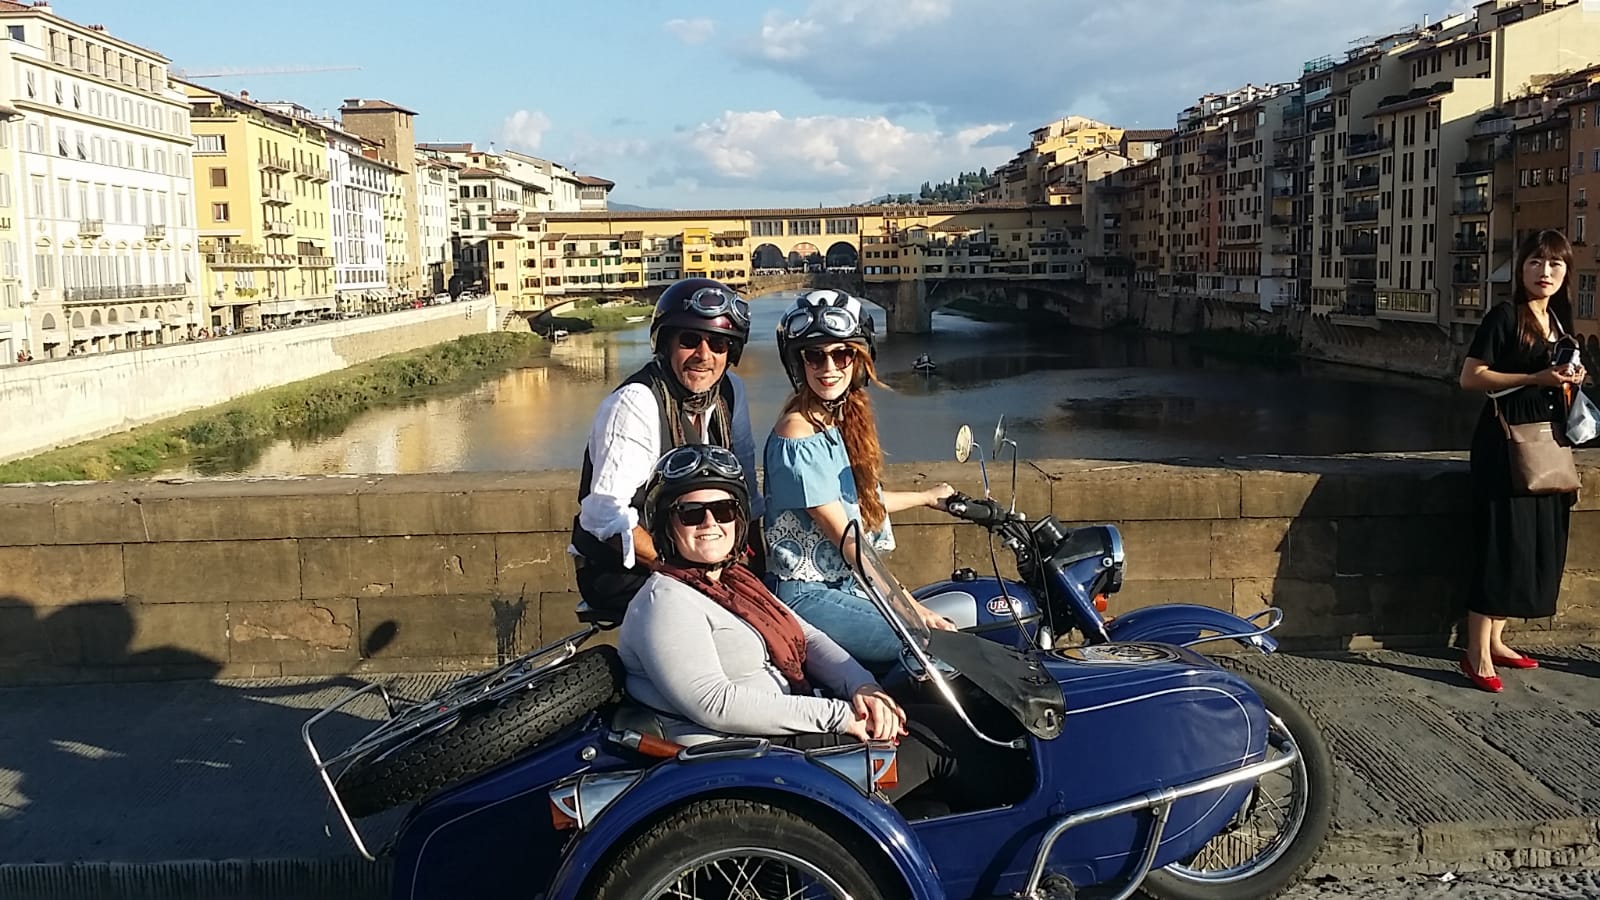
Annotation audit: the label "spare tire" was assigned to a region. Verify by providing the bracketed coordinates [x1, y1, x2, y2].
[336, 645, 624, 818]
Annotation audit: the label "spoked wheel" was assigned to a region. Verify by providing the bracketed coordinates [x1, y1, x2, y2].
[593, 799, 904, 900]
[1140, 669, 1333, 900]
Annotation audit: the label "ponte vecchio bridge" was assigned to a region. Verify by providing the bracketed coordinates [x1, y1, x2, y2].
[483, 202, 1109, 333]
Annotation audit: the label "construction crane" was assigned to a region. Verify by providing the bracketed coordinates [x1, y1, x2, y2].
[173, 65, 362, 79]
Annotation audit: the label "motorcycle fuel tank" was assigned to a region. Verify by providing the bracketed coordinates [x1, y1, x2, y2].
[914, 574, 1041, 650]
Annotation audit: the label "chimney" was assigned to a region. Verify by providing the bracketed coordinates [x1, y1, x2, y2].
[239, 89, 250, 101]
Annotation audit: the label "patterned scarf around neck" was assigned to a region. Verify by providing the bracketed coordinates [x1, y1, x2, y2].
[656, 561, 812, 693]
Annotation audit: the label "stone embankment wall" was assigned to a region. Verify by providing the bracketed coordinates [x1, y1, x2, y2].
[0, 299, 497, 463]
[1, 454, 1596, 684]
[1124, 290, 1461, 379]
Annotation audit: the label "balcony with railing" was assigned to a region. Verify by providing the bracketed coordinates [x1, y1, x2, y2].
[1348, 260, 1377, 281]
[1452, 234, 1488, 253]
[261, 186, 290, 205]
[294, 160, 330, 182]
[1346, 136, 1391, 159]
[1272, 125, 1304, 143]
[1310, 113, 1336, 132]
[260, 154, 291, 173]
[1345, 236, 1378, 256]
[263, 218, 293, 236]
[78, 218, 104, 238]
[63, 283, 186, 303]
[1471, 116, 1513, 139]
[298, 254, 334, 268]
[1271, 152, 1299, 169]
[1343, 204, 1378, 223]
[1455, 158, 1495, 176]
[1452, 264, 1483, 285]
[144, 224, 165, 241]
[205, 248, 268, 267]
[1269, 214, 1297, 227]
[1453, 195, 1491, 215]
[1343, 169, 1380, 190]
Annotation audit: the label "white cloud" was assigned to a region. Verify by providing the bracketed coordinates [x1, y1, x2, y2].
[664, 17, 716, 45]
[755, 0, 953, 60]
[744, 0, 1432, 128]
[499, 109, 552, 152]
[650, 109, 1010, 202]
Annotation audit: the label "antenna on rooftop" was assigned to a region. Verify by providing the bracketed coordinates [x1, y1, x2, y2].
[174, 65, 361, 79]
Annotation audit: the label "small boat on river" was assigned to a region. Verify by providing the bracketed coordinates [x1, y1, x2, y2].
[913, 353, 937, 373]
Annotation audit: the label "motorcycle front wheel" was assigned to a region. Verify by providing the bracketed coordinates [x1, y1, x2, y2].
[1140, 666, 1334, 900]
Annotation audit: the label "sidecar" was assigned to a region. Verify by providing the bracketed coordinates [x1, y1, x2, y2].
[304, 543, 1300, 900]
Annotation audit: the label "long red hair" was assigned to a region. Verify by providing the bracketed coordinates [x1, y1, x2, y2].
[781, 348, 886, 531]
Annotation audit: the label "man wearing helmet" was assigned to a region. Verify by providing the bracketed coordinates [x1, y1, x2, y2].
[570, 277, 764, 617]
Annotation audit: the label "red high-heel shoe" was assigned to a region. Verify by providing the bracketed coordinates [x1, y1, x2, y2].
[1491, 653, 1539, 669]
[1460, 657, 1503, 693]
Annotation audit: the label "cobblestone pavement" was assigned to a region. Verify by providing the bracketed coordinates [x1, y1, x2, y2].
[1279, 866, 1600, 898]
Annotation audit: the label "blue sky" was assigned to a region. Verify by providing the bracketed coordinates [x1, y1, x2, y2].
[64, 0, 1456, 209]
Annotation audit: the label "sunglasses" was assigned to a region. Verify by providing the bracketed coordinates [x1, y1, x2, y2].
[671, 499, 741, 527]
[801, 346, 856, 369]
[675, 330, 733, 354]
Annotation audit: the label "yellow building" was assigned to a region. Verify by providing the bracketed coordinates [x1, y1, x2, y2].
[381, 159, 407, 292]
[183, 83, 333, 330]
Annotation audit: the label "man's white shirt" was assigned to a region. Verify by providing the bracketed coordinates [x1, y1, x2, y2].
[575, 372, 761, 568]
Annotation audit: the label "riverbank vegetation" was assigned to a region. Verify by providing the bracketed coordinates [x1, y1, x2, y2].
[0, 332, 547, 484]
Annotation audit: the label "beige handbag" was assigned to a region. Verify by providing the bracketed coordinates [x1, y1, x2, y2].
[1494, 397, 1580, 495]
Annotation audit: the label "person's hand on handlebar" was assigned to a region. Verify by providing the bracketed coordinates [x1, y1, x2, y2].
[922, 482, 956, 509]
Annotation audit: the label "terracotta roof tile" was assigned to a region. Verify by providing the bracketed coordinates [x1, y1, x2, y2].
[341, 98, 419, 116]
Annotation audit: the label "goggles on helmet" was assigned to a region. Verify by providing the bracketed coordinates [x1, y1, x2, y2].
[658, 444, 743, 482]
[781, 305, 868, 341]
[682, 286, 751, 330]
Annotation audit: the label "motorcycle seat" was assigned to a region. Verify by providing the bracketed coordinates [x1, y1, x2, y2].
[609, 702, 669, 740]
[575, 600, 623, 631]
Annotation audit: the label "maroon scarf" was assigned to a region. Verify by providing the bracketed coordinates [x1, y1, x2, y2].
[657, 561, 812, 693]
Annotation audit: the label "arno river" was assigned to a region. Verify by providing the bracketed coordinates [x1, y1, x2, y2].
[159, 294, 1485, 478]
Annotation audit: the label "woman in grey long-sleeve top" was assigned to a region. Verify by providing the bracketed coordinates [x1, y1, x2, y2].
[616, 444, 1027, 812]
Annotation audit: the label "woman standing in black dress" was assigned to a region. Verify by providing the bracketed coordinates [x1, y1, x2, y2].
[1458, 229, 1588, 692]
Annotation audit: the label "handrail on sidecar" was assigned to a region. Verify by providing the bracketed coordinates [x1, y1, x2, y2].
[300, 624, 598, 861]
[1021, 722, 1301, 900]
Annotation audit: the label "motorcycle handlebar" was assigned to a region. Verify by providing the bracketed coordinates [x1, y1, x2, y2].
[943, 493, 1010, 527]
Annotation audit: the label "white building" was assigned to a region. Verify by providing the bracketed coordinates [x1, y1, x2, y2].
[415, 153, 456, 294]
[326, 129, 386, 311]
[3, 3, 201, 358]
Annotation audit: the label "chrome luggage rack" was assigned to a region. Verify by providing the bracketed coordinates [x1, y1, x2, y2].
[301, 625, 598, 860]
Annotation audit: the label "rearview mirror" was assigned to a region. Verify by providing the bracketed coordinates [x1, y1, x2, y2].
[992, 416, 1008, 460]
[955, 425, 974, 463]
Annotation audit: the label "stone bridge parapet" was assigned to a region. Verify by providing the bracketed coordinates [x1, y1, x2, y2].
[1, 454, 1597, 683]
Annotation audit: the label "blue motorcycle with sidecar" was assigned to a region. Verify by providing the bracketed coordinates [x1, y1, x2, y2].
[301, 423, 1331, 900]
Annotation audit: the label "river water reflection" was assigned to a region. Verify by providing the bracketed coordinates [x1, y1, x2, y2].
[163, 294, 1483, 477]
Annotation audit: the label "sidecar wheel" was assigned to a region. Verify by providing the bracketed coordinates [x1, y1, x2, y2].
[592, 798, 905, 900]
[1140, 668, 1333, 900]
[335, 645, 623, 818]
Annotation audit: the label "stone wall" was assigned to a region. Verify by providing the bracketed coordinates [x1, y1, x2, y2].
[1121, 290, 1463, 379]
[0, 299, 497, 463]
[1, 455, 1597, 684]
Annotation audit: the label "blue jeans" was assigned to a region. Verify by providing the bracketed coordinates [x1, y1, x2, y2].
[773, 578, 904, 666]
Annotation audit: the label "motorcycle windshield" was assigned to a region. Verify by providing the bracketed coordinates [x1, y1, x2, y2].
[842, 525, 932, 653]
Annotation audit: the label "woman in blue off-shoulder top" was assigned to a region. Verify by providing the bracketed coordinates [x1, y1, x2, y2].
[762, 290, 956, 666]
